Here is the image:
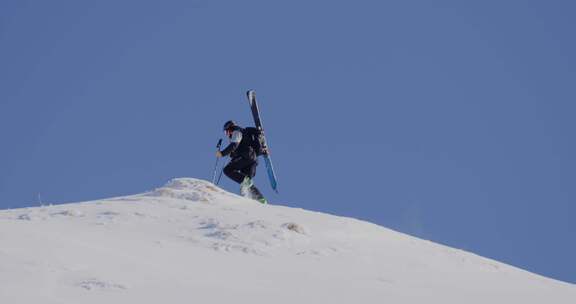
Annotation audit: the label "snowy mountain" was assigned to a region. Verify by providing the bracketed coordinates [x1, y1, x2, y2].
[1, 178, 574, 304]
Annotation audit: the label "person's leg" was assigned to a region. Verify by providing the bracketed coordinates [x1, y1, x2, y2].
[240, 160, 258, 179]
[238, 161, 266, 203]
[224, 158, 256, 184]
[249, 186, 266, 203]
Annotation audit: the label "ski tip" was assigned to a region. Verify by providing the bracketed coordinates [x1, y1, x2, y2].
[247, 89, 256, 99]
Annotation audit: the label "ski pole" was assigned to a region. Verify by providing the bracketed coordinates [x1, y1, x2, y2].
[211, 139, 223, 184]
[216, 166, 224, 185]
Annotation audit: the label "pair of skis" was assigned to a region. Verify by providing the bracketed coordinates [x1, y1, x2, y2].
[246, 90, 279, 194]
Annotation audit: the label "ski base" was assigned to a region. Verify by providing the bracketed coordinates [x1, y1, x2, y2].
[246, 89, 279, 193]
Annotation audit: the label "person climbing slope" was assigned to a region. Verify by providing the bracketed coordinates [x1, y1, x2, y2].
[216, 120, 267, 204]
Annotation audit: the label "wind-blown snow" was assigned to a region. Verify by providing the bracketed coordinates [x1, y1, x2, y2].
[0, 178, 574, 303]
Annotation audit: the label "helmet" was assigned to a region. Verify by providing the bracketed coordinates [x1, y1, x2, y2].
[223, 120, 236, 131]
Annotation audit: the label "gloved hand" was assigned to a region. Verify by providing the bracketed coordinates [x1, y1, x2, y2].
[216, 151, 223, 158]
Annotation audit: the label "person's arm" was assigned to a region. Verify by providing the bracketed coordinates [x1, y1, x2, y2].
[220, 130, 243, 156]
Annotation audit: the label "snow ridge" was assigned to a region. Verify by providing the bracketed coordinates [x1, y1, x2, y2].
[0, 177, 574, 304]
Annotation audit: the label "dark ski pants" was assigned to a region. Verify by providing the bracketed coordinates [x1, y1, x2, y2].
[223, 157, 257, 184]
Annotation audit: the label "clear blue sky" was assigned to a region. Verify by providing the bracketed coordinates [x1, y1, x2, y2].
[1, 1, 575, 283]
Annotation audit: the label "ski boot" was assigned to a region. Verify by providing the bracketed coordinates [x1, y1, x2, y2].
[240, 177, 267, 204]
[240, 176, 254, 198]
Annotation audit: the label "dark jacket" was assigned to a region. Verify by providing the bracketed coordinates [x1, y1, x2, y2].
[221, 126, 257, 161]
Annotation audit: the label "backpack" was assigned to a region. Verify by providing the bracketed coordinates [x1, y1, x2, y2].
[242, 127, 267, 156]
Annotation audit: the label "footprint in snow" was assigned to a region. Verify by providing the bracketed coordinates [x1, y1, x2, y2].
[76, 278, 127, 291]
[282, 222, 308, 235]
[51, 209, 84, 217]
[17, 213, 33, 221]
[97, 211, 121, 218]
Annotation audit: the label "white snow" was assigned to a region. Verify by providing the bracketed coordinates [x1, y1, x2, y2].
[0, 178, 574, 303]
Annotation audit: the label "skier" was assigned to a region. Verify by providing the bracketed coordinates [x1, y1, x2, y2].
[216, 120, 267, 204]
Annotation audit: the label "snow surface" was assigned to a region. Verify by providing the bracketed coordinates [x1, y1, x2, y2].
[0, 178, 574, 304]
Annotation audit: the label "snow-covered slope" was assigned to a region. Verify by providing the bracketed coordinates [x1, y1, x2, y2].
[0, 178, 574, 304]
